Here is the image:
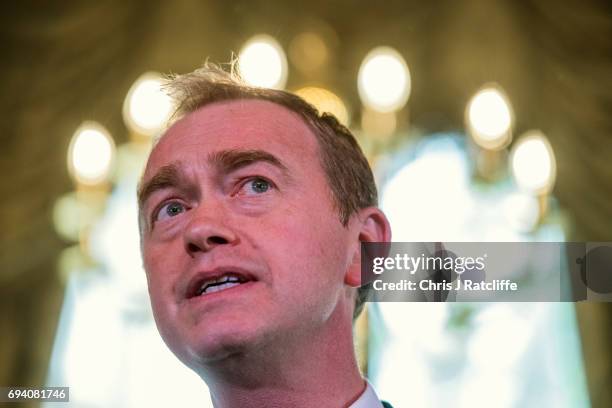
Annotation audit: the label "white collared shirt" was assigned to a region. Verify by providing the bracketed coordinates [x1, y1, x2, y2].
[349, 381, 384, 408]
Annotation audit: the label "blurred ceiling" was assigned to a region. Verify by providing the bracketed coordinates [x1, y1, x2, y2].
[1, 0, 611, 403]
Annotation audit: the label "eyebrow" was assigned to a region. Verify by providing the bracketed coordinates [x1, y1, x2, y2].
[208, 148, 289, 176]
[137, 161, 186, 211]
[137, 149, 289, 210]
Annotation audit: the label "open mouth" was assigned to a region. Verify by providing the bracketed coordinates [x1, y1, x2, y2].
[187, 272, 254, 299]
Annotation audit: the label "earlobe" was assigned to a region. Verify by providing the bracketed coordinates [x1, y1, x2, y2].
[344, 207, 392, 287]
[344, 258, 362, 287]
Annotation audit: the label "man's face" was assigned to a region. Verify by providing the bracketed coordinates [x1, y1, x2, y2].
[140, 100, 359, 368]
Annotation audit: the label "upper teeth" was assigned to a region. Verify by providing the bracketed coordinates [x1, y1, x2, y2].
[198, 274, 243, 295]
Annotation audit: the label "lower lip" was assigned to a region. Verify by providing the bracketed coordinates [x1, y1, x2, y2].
[185, 280, 258, 305]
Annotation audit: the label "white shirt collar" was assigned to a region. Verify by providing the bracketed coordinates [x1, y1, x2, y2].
[349, 381, 384, 408]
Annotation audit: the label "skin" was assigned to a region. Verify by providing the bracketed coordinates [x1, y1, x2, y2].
[140, 99, 391, 407]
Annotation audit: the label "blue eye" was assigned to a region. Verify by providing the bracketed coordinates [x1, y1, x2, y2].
[248, 178, 271, 194]
[156, 201, 186, 221]
[236, 177, 274, 197]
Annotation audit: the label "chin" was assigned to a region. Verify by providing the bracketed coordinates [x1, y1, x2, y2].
[177, 323, 264, 367]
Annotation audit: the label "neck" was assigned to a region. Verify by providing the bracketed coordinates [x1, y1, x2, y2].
[200, 305, 365, 408]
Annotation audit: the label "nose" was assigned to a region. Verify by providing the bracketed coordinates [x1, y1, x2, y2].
[183, 205, 239, 255]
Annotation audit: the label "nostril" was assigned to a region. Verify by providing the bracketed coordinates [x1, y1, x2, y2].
[207, 236, 229, 246]
[187, 243, 200, 253]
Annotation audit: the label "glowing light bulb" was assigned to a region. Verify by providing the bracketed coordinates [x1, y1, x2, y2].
[295, 86, 349, 126]
[511, 130, 556, 194]
[358, 47, 411, 112]
[238, 35, 288, 89]
[68, 122, 115, 185]
[467, 86, 513, 150]
[289, 32, 328, 73]
[123, 72, 174, 137]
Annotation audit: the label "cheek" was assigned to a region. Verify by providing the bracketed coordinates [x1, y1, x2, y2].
[143, 243, 183, 308]
[290, 199, 348, 254]
[265, 210, 351, 290]
[144, 254, 185, 350]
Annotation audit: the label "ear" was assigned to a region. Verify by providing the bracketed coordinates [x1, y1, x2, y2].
[344, 207, 392, 287]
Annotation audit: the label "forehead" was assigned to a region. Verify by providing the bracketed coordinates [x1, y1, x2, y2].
[144, 99, 320, 176]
